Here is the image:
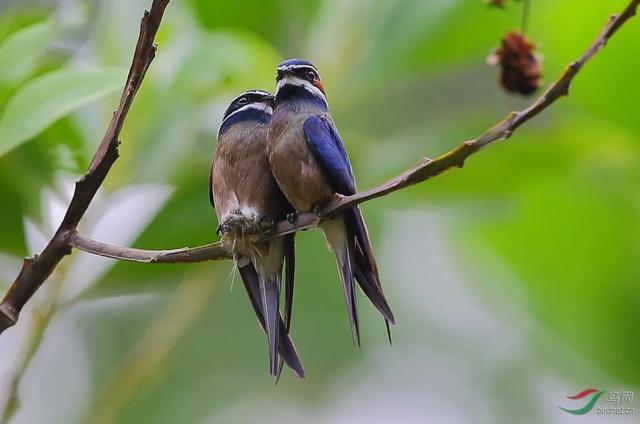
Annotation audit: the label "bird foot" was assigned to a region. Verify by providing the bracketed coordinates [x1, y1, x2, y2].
[258, 214, 274, 232]
[312, 203, 324, 217]
[286, 211, 298, 223]
[220, 210, 266, 238]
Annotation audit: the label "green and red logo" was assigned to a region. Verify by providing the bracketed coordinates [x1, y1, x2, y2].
[559, 388, 605, 415]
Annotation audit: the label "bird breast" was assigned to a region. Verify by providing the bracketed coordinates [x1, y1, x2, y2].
[211, 125, 286, 257]
[268, 110, 334, 212]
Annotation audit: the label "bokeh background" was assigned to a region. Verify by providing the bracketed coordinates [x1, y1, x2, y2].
[0, 0, 639, 423]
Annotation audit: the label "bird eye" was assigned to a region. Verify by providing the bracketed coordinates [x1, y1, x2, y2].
[276, 69, 283, 81]
[306, 70, 317, 81]
[237, 96, 249, 105]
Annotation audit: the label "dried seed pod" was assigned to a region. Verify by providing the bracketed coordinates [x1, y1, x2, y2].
[488, 31, 541, 96]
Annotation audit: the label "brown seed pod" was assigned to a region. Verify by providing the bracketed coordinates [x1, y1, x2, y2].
[488, 31, 542, 96]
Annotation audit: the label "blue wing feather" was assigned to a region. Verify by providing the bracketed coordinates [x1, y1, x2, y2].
[303, 115, 356, 195]
[303, 115, 395, 326]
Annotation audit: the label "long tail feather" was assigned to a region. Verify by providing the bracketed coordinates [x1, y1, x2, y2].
[238, 264, 304, 378]
[336, 246, 360, 345]
[346, 207, 396, 324]
[324, 218, 361, 345]
[352, 246, 395, 324]
[385, 319, 393, 345]
[323, 220, 359, 345]
[238, 264, 265, 328]
[260, 275, 280, 375]
[276, 319, 303, 376]
[276, 233, 296, 381]
[283, 233, 295, 331]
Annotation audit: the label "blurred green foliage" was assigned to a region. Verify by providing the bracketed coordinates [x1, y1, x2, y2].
[0, 0, 639, 423]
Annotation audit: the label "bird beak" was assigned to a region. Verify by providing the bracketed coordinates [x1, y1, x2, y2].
[312, 78, 325, 94]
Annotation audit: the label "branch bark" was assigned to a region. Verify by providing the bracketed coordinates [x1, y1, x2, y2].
[68, 231, 230, 263]
[0, 0, 170, 334]
[0, 0, 638, 334]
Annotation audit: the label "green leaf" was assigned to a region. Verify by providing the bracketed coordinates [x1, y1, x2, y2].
[0, 68, 125, 157]
[0, 22, 57, 86]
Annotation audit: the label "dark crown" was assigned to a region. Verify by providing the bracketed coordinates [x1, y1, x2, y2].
[222, 89, 273, 120]
[277, 59, 317, 70]
[276, 59, 320, 82]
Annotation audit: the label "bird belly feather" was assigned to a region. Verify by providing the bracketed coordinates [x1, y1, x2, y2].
[268, 120, 333, 212]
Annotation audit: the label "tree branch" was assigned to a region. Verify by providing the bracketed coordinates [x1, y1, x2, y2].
[0, 0, 170, 334]
[67, 231, 230, 263]
[0, 0, 638, 335]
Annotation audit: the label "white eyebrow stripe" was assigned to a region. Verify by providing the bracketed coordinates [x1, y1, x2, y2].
[217, 102, 272, 138]
[277, 64, 317, 72]
[276, 75, 327, 104]
[228, 90, 271, 104]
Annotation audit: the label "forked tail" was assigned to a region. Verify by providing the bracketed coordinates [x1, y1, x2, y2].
[238, 264, 304, 378]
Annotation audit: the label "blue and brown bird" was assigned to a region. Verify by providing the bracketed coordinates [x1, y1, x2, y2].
[267, 60, 395, 344]
[209, 89, 304, 378]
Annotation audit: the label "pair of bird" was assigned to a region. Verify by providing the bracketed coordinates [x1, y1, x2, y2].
[209, 59, 395, 379]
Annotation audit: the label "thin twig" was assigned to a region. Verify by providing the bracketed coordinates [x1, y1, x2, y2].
[0, 0, 638, 333]
[0, 0, 170, 335]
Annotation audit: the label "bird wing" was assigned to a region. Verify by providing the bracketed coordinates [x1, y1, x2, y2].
[208, 158, 215, 209]
[302, 114, 356, 196]
[303, 114, 395, 328]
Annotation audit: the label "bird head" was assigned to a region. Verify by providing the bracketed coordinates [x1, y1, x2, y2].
[222, 89, 274, 120]
[275, 59, 326, 102]
[218, 90, 274, 138]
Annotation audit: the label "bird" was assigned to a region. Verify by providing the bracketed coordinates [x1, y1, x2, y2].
[209, 89, 304, 378]
[267, 59, 395, 345]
